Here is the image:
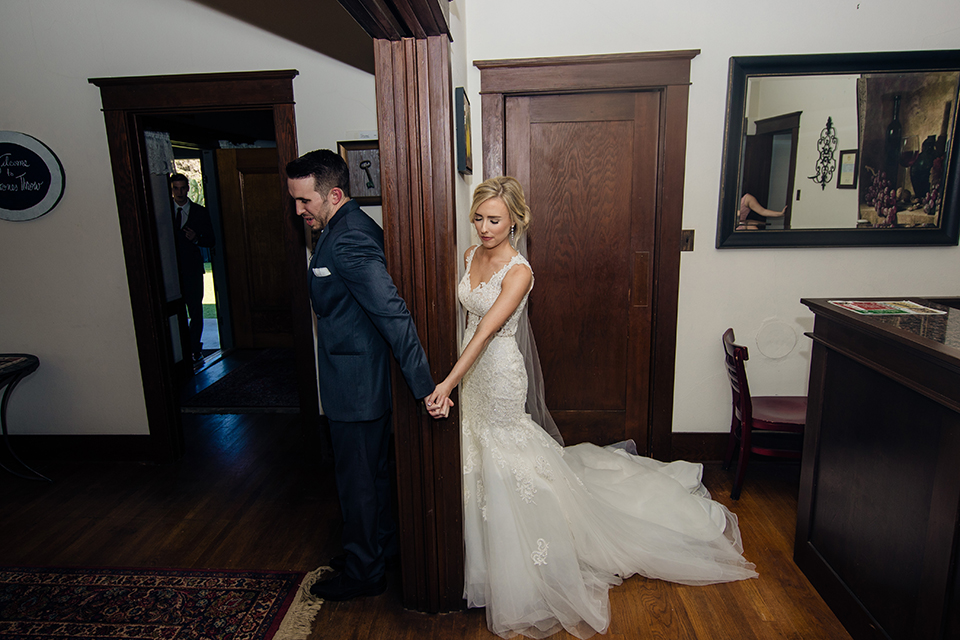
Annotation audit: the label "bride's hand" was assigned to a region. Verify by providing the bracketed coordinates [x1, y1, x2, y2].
[425, 381, 455, 419]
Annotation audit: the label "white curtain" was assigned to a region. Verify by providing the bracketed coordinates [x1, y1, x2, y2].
[144, 130, 175, 175]
[143, 131, 181, 306]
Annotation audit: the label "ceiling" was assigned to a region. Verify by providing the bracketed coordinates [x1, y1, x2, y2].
[144, 0, 454, 149]
[191, 0, 452, 74]
[193, 0, 375, 74]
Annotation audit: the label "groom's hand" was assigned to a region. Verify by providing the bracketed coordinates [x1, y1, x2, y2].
[425, 383, 454, 419]
[425, 396, 453, 419]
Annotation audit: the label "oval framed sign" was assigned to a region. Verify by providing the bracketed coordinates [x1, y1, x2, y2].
[0, 131, 66, 221]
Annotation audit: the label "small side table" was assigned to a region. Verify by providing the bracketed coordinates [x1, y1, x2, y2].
[0, 354, 50, 481]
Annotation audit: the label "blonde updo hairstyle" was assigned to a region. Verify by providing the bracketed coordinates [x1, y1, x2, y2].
[469, 176, 531, 242]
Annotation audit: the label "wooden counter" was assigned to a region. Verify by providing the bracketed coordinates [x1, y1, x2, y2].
[797, 297, 960, 640]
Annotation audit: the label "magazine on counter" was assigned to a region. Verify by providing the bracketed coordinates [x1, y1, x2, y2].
[829, 300, 947, 315]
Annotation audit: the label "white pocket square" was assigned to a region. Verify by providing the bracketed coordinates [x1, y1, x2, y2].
[313, 267, 331, 277]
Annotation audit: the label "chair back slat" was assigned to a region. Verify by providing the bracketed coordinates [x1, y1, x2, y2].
[722, 328, 752, 423]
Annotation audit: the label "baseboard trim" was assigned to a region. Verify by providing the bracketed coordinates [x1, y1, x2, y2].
[671, 432, 728, 462]
[7, 430, 728, 464]
[6, 435, 156, 463]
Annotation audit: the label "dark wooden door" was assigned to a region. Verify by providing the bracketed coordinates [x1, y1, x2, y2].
[217, 148, 294, 348]
[741, 134, 773, 206]
[506, 91, 660, 449]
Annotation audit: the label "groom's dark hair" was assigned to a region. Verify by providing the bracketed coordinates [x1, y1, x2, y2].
[285, 149, 350, 197]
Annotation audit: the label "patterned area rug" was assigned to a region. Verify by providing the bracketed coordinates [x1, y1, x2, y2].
[0, 567, 323, 640]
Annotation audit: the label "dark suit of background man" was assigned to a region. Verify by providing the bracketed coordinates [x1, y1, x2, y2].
[170, 173, 215, 366]
[286, 149, 449, 601]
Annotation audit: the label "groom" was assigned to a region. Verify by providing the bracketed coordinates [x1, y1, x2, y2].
[286, 149, 449, 601]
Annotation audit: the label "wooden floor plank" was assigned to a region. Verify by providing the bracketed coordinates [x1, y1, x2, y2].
[610, 576, 697, 640]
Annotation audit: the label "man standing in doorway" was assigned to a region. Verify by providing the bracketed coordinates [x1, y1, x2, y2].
[170, 173, 215, 367]
[286, 149, 449, 601]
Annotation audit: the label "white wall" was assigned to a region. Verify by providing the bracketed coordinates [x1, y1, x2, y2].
[460, 0, 960, 434]
[448, 1, 478, 263]
[0, 0, 377, 434]
[448, 0, 477, 345]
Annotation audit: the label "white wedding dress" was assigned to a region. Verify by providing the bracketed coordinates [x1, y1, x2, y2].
[458, 247, 758, 639]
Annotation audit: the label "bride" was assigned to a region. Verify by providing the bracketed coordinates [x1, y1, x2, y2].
[425, 177, 757, 639]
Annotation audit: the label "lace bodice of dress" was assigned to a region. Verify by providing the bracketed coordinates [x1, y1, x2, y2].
[458, 246, 532, 337]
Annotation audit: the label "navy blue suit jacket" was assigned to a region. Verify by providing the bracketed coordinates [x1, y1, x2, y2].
[308, 200, 435, 422]
[173, 201, 215, 277]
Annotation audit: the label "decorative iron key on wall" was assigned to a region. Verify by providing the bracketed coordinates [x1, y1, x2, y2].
[359, 160, 375, 189]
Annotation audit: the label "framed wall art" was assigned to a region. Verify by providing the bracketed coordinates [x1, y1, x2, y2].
[455, 88, 473, 175]
[838, 149, 859, 189]
[337, 140, 381, 206]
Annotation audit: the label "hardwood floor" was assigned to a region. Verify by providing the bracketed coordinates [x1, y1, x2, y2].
[0, 413, 339, 571]
[0, 413, 850, 640]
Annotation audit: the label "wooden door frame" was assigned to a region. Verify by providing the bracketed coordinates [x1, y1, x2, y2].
[89, 70, 318, 462]
[475, 50, 699, 460]
[374, 36, 463, 613]
[333, 0, 463, 612]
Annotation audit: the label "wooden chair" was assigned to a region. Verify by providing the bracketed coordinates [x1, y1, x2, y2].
[722, 328, 806, 500]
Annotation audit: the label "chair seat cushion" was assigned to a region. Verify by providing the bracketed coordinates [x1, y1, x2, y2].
[752, 396, 807, 426]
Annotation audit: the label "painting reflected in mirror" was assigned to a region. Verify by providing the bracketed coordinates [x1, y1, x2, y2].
[717, 50, 960, 248]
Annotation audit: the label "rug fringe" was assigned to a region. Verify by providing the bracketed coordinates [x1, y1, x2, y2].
[272, 566, 332, 640]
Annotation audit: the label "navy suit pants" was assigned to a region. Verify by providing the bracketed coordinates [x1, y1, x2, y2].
[181, 275, 204, 357]
[328, 411, 397, 583]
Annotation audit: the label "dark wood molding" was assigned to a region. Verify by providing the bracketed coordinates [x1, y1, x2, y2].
[475, 49, 699, 68]
[91, 70, 298, 111]
[475, 50, 698, 95]
[754, 111, 802, 135]
[89, 70, 317, 463]
[476, 50, 699, 461]
[98, 107, 183, 462]
[671, 432, 728, 462]
[374, 36, 462, 613]
[649, 82, 690, 459]
[338, 0, 450, 40]
[9, 435, 156, 462]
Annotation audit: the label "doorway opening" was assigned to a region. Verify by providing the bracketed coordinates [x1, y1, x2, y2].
[172, 153, 222, 363]
[139, 109, 300, 413]
[90, 70, 318, 462]
[741, 111, 801, 230]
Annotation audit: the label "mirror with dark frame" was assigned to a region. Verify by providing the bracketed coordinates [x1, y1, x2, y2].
[716, 50, 960, 248]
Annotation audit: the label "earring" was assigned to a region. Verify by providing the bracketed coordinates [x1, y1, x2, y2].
[511, 225, 516, 242]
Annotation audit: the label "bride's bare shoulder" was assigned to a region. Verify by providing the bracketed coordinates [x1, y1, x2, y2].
[502, 259, 532, 289]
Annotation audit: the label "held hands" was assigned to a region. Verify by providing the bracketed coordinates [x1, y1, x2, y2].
[425, 382, 455, 419]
